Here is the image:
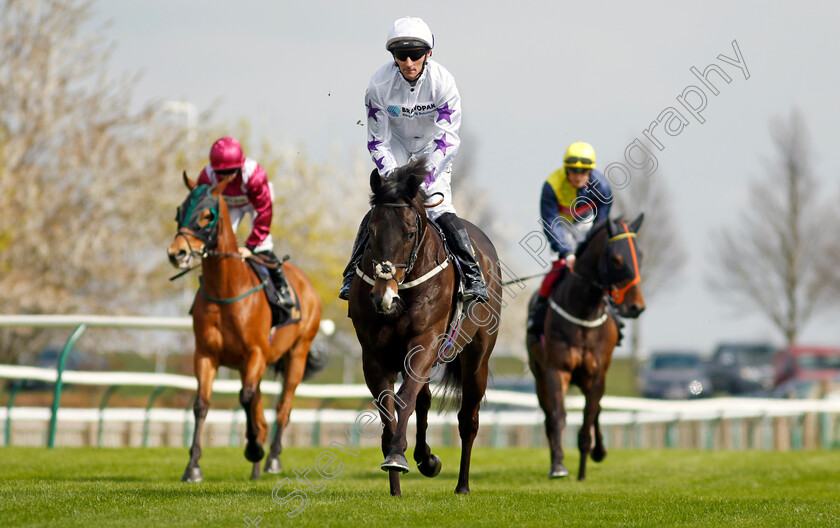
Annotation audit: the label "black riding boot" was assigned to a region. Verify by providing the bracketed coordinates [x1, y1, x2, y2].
[527, 294, 549, 334]
[258, 250, 295, 308]
[338, 210, 372, 300]
[436, 212, 489, 303]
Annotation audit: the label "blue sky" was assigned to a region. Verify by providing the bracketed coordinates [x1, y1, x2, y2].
[91, 1, 840, 354]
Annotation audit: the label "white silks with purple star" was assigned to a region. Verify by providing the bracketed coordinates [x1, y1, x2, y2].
[365, 59, 460, 221]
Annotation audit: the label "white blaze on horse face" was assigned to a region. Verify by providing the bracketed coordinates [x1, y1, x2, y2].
[381, 283, 399, 311]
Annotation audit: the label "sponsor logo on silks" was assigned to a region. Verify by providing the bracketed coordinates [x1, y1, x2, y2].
[387, 102, 437, 118]
[222, 195, 250, 207]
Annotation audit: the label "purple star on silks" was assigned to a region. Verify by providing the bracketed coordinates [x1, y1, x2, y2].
[424, 168, 436, 187]
[435, 102, 454, 123]
[374, 156, 385, 170]
[367, 138, 382, 152]
[433, 133, 454, 156]
[366, 100, 381, 122]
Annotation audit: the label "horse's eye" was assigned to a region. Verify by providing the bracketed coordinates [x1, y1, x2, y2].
[405, 232, 415, 241]
[198, 210, 215, 228]
[611, 254, 624, 269]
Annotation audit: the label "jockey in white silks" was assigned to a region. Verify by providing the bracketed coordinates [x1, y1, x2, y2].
[338, 16, 489, 303]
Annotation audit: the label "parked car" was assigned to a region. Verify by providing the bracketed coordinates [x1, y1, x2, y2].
[706, 342, 776, 395]
[641, 350, 711, 399]
[774, 345, 840, 386]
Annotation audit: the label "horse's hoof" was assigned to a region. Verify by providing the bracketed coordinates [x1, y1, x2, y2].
[381, 453, 410, 473]
[417, 454, 442, 478]
[245, 442, 265, 463]
[549, 465, 569, 479]
[454, 486, 470, 495]
[182, 466, 203, 483]
[264, 457, 282, 474]
[591, 447, 607, 463]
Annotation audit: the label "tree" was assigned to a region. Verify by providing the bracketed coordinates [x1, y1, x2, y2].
[0, 0, 204, 362]
[708, 110, 834, 345]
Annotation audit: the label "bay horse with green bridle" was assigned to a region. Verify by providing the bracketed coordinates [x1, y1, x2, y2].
[168, 172, 321, 481]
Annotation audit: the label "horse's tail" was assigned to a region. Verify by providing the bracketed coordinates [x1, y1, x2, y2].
[272, 343, 329, 381]
[437, 359, 463, 412]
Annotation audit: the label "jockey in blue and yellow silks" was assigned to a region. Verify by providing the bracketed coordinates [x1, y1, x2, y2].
[528, 142, 612, 333]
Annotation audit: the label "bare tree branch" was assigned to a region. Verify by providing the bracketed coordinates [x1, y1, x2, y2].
[708, 110, 834, 345]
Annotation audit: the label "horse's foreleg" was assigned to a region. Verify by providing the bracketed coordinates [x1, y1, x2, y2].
[362, 360, 401, 496]
[240, 349, 268, 468]
[413, 384, 441, 478]
[182, 354, 218, 483]
[266, 345, 308, 475]
[545, 365, 572, 479]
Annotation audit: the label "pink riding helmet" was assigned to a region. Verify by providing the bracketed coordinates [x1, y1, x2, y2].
[209, 137, 245, 171]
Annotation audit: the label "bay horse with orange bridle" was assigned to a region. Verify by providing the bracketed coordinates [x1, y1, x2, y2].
[526, 215, 645, 480]
[168, 172, 321, 481]
[349, 159, 503, 496]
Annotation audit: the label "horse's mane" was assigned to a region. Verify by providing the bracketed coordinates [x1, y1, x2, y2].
[574, 220, 610, 258]
[369, 158, 429, 207]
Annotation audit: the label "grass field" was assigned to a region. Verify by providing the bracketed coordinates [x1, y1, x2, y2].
[2, 447, 838, 527]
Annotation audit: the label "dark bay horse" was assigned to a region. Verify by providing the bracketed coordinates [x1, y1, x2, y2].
[168, 172, 322, 482]
[526, 215, 645, 480]
[349, 159, 503, 496]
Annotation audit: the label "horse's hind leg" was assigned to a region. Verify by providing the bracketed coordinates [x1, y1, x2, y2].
[454, 352, 490, 495]
[413, 383, 442, 478]
[266, 342, 309, 474]
[529, 354, 568, 479]
[578, 377, 605, 481]
[182, 354, 218, 482]
[544, 364, 572, 479]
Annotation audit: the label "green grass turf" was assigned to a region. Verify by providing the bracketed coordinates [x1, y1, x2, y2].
[1, 447, 838, 527]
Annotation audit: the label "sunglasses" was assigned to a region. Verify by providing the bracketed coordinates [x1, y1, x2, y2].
[567, 167, 591, 175]
[564, 157, 594, 166]
[393, 48, 428, 62]
[214, 168, 239, 176]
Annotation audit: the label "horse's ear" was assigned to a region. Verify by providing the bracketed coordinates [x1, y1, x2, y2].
[629, 213, 645, 233]
[213, 175, 232, 196]
[183, 171, 197, 190]
[404, 157, 428, 197]
[606, 218, 615, 238]
[370, 168, 382, 192]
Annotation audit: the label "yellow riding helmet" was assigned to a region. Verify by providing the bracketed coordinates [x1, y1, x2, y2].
[563, 142, 596, 170]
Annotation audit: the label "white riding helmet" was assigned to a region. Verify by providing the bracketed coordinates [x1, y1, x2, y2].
[386, 17, 434, 51]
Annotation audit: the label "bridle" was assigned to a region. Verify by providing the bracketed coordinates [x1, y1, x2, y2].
[170, 186, 243, 280]
[601, 221, 642, 304]
[550, 220, 642, 327]
[370, 202, 427, 285]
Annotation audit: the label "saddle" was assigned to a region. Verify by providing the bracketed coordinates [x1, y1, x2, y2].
[246, 260, 301, 329]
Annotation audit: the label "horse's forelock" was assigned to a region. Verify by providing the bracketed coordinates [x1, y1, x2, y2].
[369, 158, 429, 207]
